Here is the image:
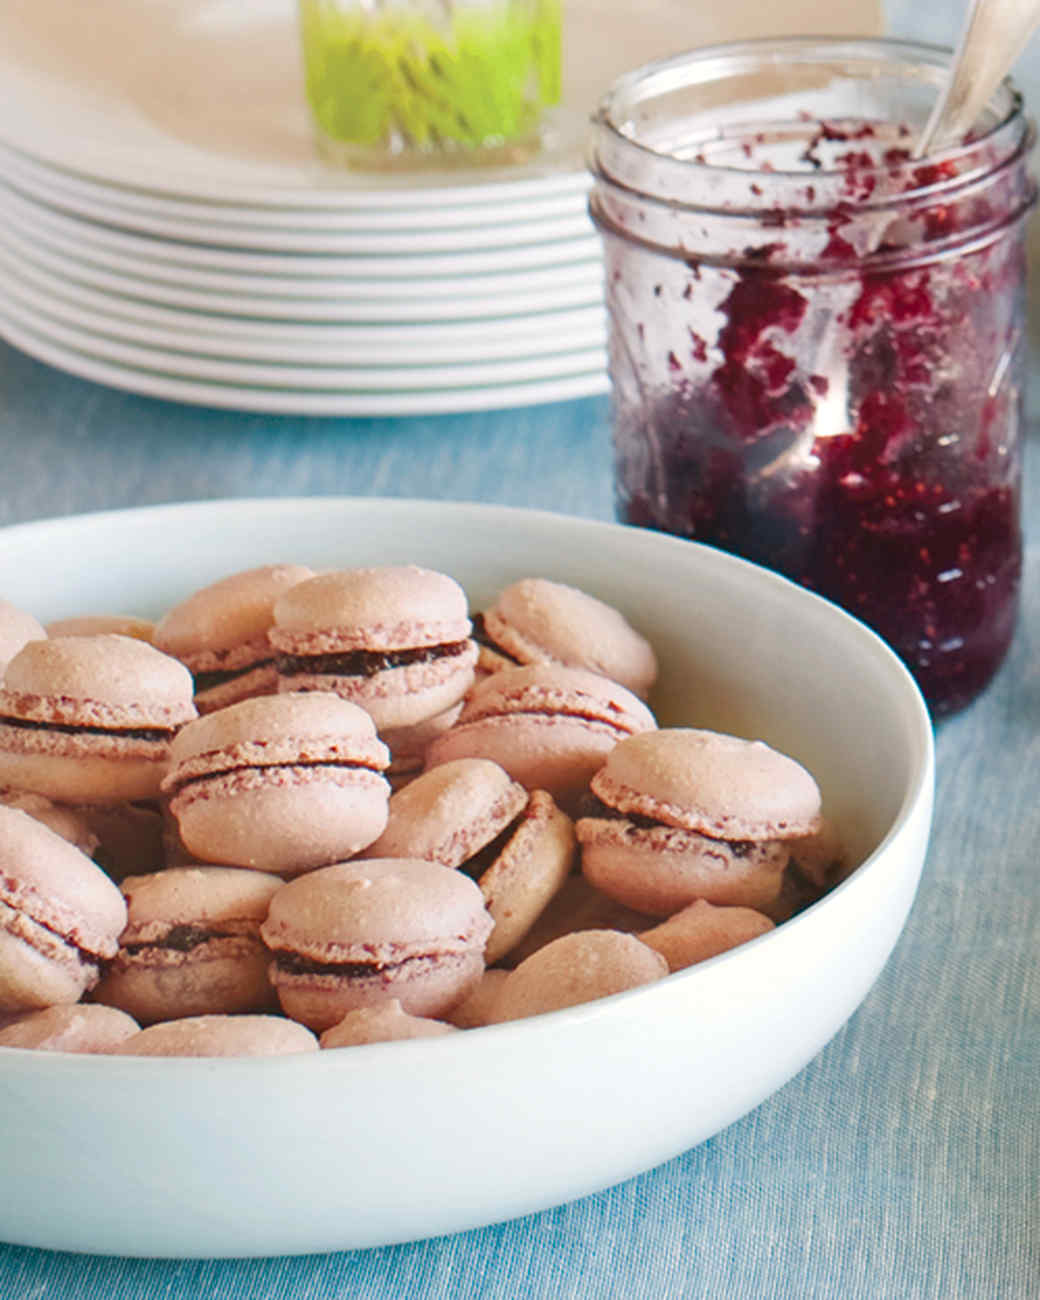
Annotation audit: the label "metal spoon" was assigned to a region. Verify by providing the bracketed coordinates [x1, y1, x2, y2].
[915, 0, 1040, 157]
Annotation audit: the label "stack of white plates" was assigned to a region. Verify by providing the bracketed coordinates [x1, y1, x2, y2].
[0, 0, 621, 416]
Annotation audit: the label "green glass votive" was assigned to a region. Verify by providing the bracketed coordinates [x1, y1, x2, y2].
[297, 0, 563, 169]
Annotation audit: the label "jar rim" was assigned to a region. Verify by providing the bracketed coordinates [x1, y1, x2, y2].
[590, 35, 1029, 205]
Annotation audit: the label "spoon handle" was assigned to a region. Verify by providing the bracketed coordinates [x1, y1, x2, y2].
[914, 0, 1040, 158]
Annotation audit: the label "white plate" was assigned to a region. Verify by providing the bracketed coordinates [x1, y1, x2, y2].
[0, 310, 609, 414]
[0, 140, 590, 232]
[0, 149, 595, 252]
[0, 187, 601, 280]
[0, 498, 933, 1256]
[0, 228, 604, 321]
[3, 267, 606, 365]
[3, 257, 607, 358]
[0, 290, 608, 388]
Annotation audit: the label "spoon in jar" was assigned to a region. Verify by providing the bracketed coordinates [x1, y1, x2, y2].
[914, 0, 1040, 156]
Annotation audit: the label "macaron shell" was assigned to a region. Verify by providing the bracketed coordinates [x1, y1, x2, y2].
[0, 790, 100, 857]
[170, 766, 390, 874]
[278, 644, 477, 731]
[457, 663, 656, 733]
[443, 967, 510, 1028]
[271, 566, 471, 651]
[0, 743, 172, 805]
[0, 1002, 140, 1052]
[165, 691, 388, 776]
[478, 789, 576, 965]
[490, 929, 668, 1023]
[261, 858, 492, 958]
[638, 899, 775, 972]
[273, 948, 486, 1031]
[576, 817, 788, 915]
[0, 913, 94, 1011]
[482, 578, 658, 698]
[319, 999, 458, 1047]
[424, 713, 631, 811]
[367, 758, 528, 868]
[45, 615, 155, 642]
[0, 600, 46, 674]
[118, 865, 284, 932]
[0, 635, 196, 729]
[591, 729, 823, 841]
[112, 1013, 319, 1057]
[0, 806, 127, 957]
[92, 940, 276, 1026]
[153, 564, 315, 659]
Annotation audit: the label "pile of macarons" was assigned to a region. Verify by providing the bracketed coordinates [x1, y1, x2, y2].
[0, 567, 842, 1057]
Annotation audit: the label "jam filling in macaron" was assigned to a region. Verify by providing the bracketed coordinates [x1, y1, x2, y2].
[576, 728, 823, 916]
[161, 692, 391, 874]
[269, 566, 477, 732]
[0, 635, 197, 804]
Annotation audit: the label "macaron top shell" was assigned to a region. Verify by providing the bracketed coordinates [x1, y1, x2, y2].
[45, 615, 155, 643]
[591, 728, 823, 841]
[0, 601, 46, 674]
[0, 806, 127, 958]
[261, 857, 492, 961]
[162, 691, 389, 788]
[482, 579, 658, 698]
[153, 564, 315, 660]
[0, 1003, 140, 1053]
[270, 566, 471, 652]
[367, 758, 528, 868]
[457, 664, 656, 734]
[118, 866, 283, 940]
[0, 635, 196, 729]
[113, 1014, 319, 1057]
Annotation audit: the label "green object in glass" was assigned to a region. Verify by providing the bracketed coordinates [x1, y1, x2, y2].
[298, 0, 563, 161]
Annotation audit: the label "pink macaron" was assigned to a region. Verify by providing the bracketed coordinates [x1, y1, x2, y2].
[0, 600, 46, 675]
[319, 999, 459, 1048]
[261, 857, 493, 1031]
[113, 1013, 319, 1057]
[638, 899, 775, 972]
[92, 865, 284, 1024]
[424, 663, 657, 812]
[576, 728, 823, 916]
[474, 577, 658, 698]
[0, 1002, 140, 1053]
[0, 805, 127, 1012]
[46, 614, 155, 643]
[489, 928, 668, 1023]
[154, 563, 314, 714]
[368, 757, 575, 965]
[269, 565, 478, 733]
[0, 634, 197, 804]
[161, 691, 391, 875]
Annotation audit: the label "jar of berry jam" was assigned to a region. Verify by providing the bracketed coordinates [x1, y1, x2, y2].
[589, 38, 1036, 716]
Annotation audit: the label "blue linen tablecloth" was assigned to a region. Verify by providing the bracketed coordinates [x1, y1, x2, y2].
[0, 334, 1036, 1299]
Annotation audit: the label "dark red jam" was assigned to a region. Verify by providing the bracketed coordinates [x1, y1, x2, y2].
[598, 116, 1034, 716]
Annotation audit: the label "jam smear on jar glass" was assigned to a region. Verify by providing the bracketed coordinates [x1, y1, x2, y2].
[589, 39, 1036, 716]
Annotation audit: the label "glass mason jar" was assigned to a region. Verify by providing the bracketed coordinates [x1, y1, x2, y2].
[297, 0, 562, 169]
[589, 38, 1036, 717]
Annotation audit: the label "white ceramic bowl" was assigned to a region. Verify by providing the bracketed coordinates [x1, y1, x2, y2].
[0, 498, 934, 1258]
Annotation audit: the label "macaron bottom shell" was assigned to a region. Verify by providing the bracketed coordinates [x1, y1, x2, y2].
[577, 820, 789, 916]
[170, 767, 390, 875]
[270, 948, 486, 1032]
[0, 920, 97, 1012]
[0, 744, 169, 806]
[92, 940, 277, 1026]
